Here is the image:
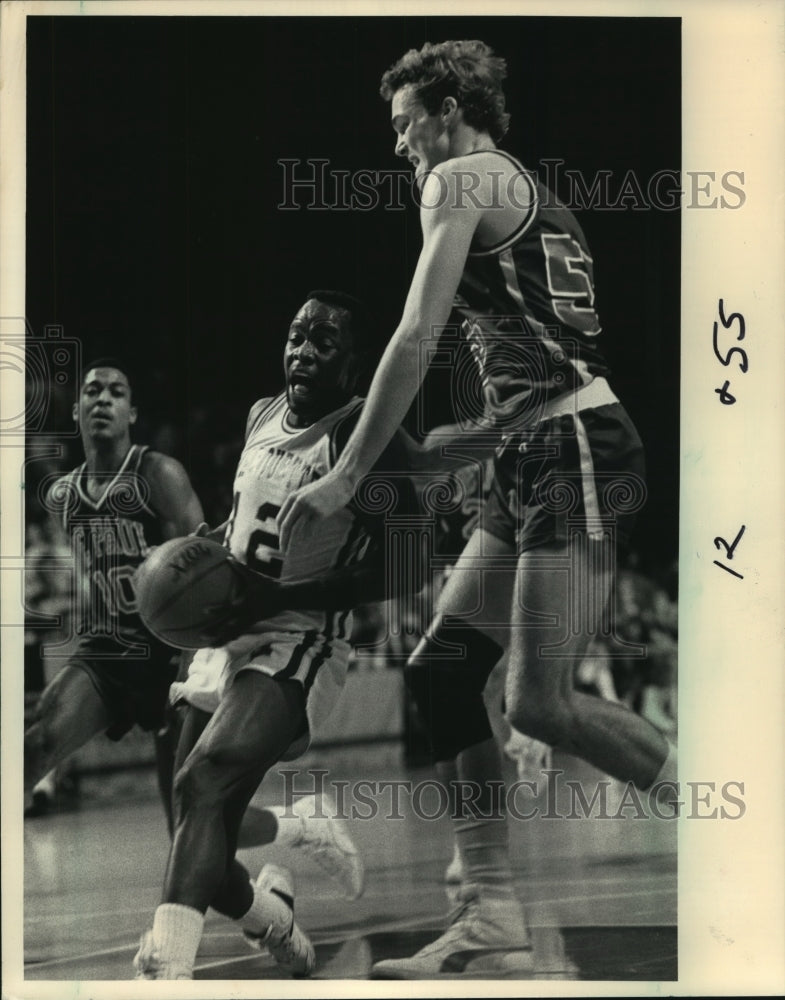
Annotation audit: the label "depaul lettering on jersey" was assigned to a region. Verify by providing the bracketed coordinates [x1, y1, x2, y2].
[236, 446, 321, 493]
[71, 517, 145, 635]
[70, 517, 152, 629]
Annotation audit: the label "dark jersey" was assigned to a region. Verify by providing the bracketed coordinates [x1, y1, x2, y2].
[47, 444, 164, 643]
[453, 149, 610, 428]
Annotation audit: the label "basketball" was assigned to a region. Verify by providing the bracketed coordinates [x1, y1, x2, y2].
[135, 536, 249, 649]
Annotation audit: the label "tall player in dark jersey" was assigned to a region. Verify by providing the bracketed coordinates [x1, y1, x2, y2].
[278, 41, 678, 977]
[24, 360, 205, 830]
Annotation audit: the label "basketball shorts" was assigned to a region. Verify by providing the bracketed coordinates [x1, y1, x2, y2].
[169, 627, 352, 761]
[68, 634, 179, 741]
[483, 399, 646, 555]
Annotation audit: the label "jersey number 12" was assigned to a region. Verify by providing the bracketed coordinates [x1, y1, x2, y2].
[228, 494, 284, 579]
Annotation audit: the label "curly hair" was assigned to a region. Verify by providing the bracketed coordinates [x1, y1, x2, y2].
[379, 40, 511, 143]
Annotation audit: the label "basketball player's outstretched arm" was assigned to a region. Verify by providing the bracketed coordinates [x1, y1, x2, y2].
[278, 165, 483, 550]
[144, 453, 205, 539]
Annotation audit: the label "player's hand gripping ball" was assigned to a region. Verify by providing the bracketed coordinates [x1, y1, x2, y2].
[134, 536, 277, 649]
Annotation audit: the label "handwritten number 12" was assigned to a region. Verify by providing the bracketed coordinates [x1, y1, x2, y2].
[713, 525, 746, 579]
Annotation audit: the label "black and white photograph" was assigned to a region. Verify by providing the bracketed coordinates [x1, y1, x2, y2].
[1, 1, 783, 996]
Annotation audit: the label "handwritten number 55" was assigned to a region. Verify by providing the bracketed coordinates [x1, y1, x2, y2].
[713, 299, 748, 372]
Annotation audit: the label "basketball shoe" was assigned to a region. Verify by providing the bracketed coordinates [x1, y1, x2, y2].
[133, 930, 192, 981]
[243, 863, 315, 976]
[277, 793, 364, 900]
[371, 883, 532, 978]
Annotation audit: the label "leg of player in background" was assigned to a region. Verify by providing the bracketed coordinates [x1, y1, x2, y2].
[134, 671, 315, 979]
[153, 704, 180, 836]
[504, 539, 676, 789]
[24, 663, 112, 806]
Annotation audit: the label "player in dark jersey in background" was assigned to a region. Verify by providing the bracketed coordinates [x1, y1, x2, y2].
[134, 291, 416, 980]
[24, 360, 204, 831]
[278, 41, 678, 977]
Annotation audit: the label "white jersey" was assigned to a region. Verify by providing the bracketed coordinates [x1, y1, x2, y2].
[172, 393, 379, 750]
[224, 393, 373, 637]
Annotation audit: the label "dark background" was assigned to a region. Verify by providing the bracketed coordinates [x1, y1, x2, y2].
[25, 15, 680, 569]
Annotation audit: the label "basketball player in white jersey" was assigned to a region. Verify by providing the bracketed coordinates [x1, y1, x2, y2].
[25, 360, 204, 831]
[278, 42, 678, 977]
[134, 291, 415, 980]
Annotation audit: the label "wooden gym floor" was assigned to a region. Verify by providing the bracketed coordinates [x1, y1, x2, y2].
[21, 742, 676, 985]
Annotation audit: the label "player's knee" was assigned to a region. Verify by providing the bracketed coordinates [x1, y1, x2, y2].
[405, 617, 503, 763]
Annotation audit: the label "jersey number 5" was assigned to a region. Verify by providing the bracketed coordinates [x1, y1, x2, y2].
[542, 233, 601, 336]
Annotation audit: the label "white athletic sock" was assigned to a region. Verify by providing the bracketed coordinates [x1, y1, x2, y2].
[152, 903, 203, 975]
[239, 879, 292, 936]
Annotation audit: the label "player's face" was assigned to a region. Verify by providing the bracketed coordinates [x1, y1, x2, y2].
[284, 300, 358, 423]
[73, 367, 137, 440]
[391, 85, 450, 182]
